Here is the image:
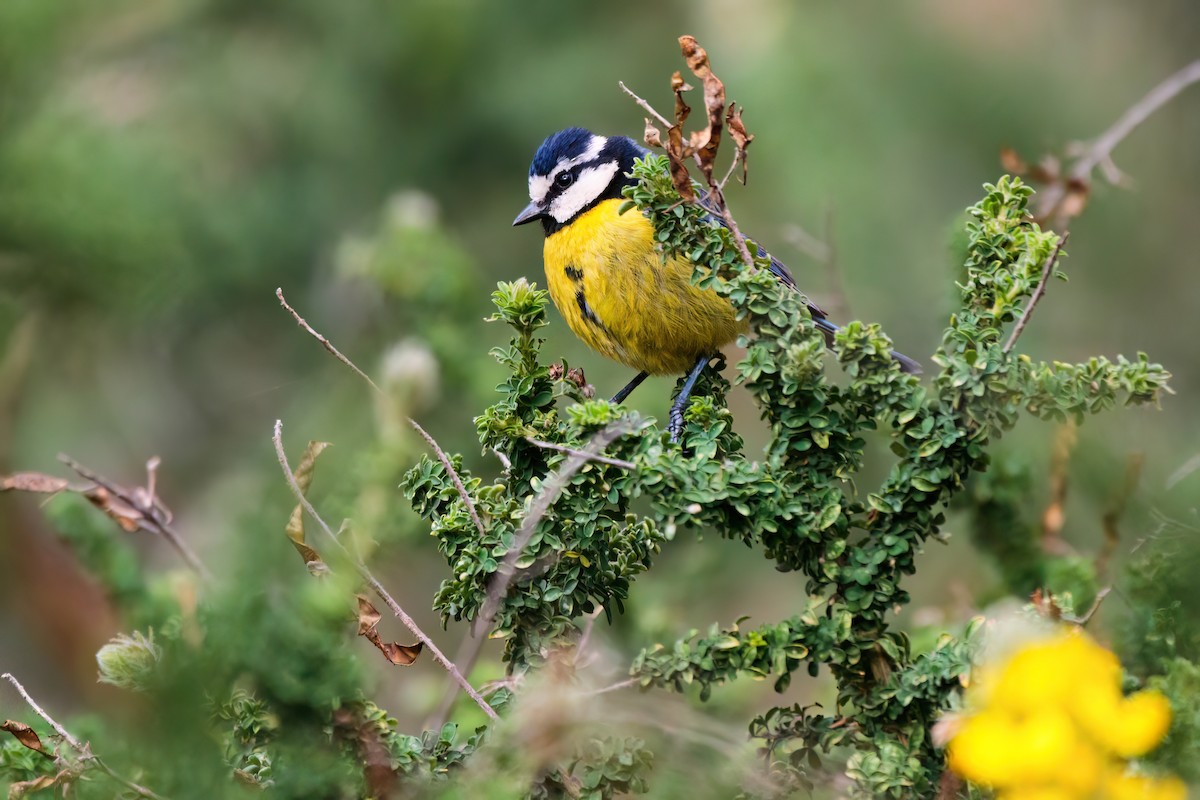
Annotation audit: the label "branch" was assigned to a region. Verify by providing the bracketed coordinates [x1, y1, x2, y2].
[1037, 59, 1200, 225]
[272, 420, 498, 721]
[428, 421, 633, 725]
[2, 673, 167, 800]
[525, 437, 636, 470]
[57, 454, 211, 581]
[619, 81, 672, 129]
[410, 419, 488, 540]
[276, 287, 382, 395]
[1002, 234, 1068, 354]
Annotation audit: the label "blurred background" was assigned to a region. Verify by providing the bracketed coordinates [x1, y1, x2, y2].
[0, 0, 1197, 782]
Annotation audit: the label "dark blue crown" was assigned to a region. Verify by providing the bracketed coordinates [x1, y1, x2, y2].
[530, 127, 596, 176]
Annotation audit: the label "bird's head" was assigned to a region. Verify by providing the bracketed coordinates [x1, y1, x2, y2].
[513, 128, 645, 234]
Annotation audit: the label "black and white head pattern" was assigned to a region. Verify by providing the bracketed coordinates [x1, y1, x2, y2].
[527, 128, 625, 224]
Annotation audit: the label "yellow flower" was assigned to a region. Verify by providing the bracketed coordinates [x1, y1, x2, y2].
[996, 788, 1079, 800]
[1109, 691, 1174, 759]
[946, 623, 1182, 798]
[948, 709, 1021, 787]
[1104, 769, 1188, 800]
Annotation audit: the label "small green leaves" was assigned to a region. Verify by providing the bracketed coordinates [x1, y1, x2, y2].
[399, 164, 1171, 797]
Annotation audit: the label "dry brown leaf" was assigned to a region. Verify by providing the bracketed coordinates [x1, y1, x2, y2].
[670, 70, 692, 129]
[1059, 181, 1091, 220]
[643, 118, 663, 149]
[679, 35, 725, 188]
[665, 125, 696, 202]
[355, 595, 423, 666]
[726, 102, 754, 184]
[8, 773, 66, 798]
[1, 720, 51, 756]
[0, 473, 69, 494]
[999, 146, 1027, 175]
[285, 441, 331, 574]
[82, 486, 143, 532]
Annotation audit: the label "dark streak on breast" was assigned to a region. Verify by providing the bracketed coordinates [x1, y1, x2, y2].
[575, 290, 606, 330]
[564, 265, 584, 282]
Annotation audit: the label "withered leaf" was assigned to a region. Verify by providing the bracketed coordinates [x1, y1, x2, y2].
[643, 118, 663, 149]
[355, 595, 423, 666]
[285, 441, 331, 574]
[9, 773, 65, 798]
[1, 720, 51, 757]
[1059, 180, 1090, 220]
[0, 473, 69, 494]
[670, 70, 692, 128]
[82, 486, 143, 532]
[726, 102, 754, 184]
[679, 35, 725, 188]
[666, 125, 696, 202]
[999, 146, 1028, 176]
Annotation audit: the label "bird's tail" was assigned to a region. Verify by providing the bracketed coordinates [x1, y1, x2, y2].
[812, 315, 922, 375]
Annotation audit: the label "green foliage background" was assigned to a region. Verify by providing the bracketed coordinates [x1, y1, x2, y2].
[0, 1, 1198, 797]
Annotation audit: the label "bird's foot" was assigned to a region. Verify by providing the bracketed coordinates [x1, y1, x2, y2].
[668, 406, 685, 443]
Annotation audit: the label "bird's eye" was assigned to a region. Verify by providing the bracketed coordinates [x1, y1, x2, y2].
[555, 171, 574, 188]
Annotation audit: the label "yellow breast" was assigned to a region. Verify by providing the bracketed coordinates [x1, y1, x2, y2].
[542, 199, 743, 376]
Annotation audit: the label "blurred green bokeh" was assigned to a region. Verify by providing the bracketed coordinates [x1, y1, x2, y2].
[1, 0, 1197, 754]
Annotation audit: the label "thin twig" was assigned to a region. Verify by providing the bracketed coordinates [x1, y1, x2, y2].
[482, 420, 633, 631]
[619, 81, 672, 129]
[57, 454, 211, 581]
[1002, 234, 1068, 354]
[430, 421, 633, 725]
[588, 677, 641, 696]
[3, 673, 83, 750]
[525, 438, 636, 470]
[1037, 59, 1200, 224]
[620, 79, 756, 271]
[411, 419, 488, 540]
[276, 287, 382, 395]
[2, 673, 167, 800]
[272, 420, 498, 721]
[1066, 586, 1113, 626]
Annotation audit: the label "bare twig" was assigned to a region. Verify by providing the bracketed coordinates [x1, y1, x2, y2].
[525, 438, 636, 470]
[1002, 234, 1068, 354]
[483, 420, 633, 629]
[2, 673, 167, 800]
[619, 81, 672, 129]
[57, 454, 211, 581]
[1037, 59, 1200, 225]
[272, 420, 498, 721]
[428, 420, 633, 726]
[588, 677, 641, 696]
[1065, 586, 1113, 626]
[276, 287, 382, 395]
[410, 419, 488, 540]
[2, 673, 83, 751]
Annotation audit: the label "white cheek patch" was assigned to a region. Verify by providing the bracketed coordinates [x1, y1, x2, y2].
[528, 134, 609, 203]
[529, 174, 551, 204]
[548, 161, 619, 222]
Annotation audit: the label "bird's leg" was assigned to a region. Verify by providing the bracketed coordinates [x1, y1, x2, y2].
[669, 355, 712, 443]
[610, 371, 649, 404]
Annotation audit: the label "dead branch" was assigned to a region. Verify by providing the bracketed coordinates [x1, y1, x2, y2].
[525, 438, 636, 470]
[411, 419, 488, 539]
[2, 672, 167, 800]
[272, 419, 498, 721]
[276, 287, 383, 394]
[427, 420, 633, 727]
[1002, 234, 1068, 354]
[57, 454, 211, 581]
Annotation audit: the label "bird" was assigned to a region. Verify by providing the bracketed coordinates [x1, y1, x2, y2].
[513, 127, 920, 441]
